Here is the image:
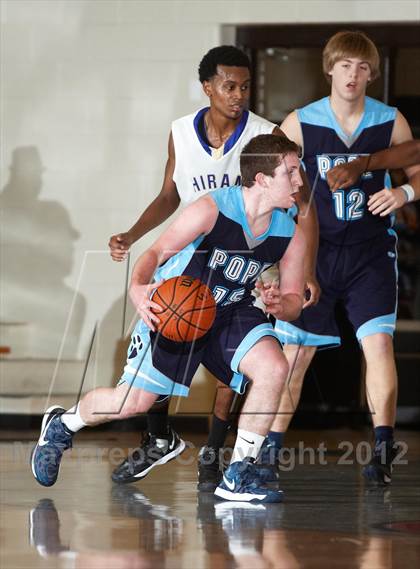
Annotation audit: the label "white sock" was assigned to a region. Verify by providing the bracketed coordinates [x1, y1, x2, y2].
[231, 428, 266, 464]
[61, 404, 87, 433]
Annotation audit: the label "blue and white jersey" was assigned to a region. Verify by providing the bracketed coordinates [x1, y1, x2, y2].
[172, 108, 276, 203]
[155, 186, 296, 309]
[298, 96, 397, 244]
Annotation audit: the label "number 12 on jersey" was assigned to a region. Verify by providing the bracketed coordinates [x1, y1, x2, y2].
[332, 189, 365, 221]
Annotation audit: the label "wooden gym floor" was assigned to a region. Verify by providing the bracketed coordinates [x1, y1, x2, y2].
[1, 428, 419, 568]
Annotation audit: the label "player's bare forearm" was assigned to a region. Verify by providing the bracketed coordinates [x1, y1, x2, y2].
[130, 195, 218, 293]
[368, 169, 420, 216]
[126, 192, 180, 243]
[130, 248, 161, 288]
[298, 203, 318, 276]
[327, 155, 369, 191]
[270, 293, 303, 322]
[129, 249, 164, 329]
[328, 141, 420, 192]
[273, 226, 306, 318]
[129, 197, 217, 325]
[370, 140, 420, 171]
[127, 131, 179, 243]
[109, 133, 179, 262]
[296, 172, 320, 306]
[109, 192, 180, 262]
[256, 281, 303, 322]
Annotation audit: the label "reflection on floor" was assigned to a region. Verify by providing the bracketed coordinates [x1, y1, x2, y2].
[1, 430, 419, 568]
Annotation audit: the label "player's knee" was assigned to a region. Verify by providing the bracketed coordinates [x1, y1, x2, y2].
[257, 355, 289, 387]
[362, 333, 394, 359]
[283, 345, 315, 377]
[133, 400, 153, 414]
[115, 401, 136, 419]
[276, 357, 290, 385]
[112, 385, 158, 417]
[114, 392, 140, 418]
[379, 333, 393, 350]
[297, 347, 316, 372]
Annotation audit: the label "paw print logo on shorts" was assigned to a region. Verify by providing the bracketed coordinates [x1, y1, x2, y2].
[128, 334, 143, 360]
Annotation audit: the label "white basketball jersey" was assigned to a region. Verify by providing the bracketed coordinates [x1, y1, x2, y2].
[172, 108, 276, 204]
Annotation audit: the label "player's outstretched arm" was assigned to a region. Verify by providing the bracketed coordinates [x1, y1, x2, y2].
[279, 111, 302, 147]
[259, 226, 306, 322]
[327, 140, 420, 192]
[129, 196, 218, 329]
[295, 168, 320, 308]
[109, 133, 181, 261]
[280, 111, 320, 308]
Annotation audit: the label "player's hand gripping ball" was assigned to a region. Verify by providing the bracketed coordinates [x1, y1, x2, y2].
[151, 276, 216, 342]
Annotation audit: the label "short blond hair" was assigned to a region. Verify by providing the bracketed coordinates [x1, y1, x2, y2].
[323, 31, 380, 83]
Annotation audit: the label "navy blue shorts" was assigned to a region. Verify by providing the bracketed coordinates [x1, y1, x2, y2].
[276, 230, 398, 348]
[119, 302, 278, 397]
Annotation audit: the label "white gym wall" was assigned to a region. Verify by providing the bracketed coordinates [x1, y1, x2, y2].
[1, 1, 419, 413]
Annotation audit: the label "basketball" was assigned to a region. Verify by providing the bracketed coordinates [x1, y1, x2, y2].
[151, 276, 216, 342]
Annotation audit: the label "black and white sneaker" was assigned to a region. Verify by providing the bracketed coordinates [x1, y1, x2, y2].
[197, 446, 223, 493]
[112, 428, 186, 484]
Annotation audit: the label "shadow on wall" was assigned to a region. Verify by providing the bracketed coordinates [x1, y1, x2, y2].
[0, 146, 86, 360]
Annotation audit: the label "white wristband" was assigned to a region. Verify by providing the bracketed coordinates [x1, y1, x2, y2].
[400, 184, 415, 203]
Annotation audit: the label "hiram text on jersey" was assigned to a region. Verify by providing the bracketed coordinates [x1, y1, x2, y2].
[192, 173, 242, 193]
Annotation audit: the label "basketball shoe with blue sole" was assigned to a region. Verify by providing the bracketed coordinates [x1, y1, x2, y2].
[214, 459, 284, 503]
[31, 406, 74, 487]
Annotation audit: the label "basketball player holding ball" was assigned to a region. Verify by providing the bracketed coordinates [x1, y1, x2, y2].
[107, 46, 319, 490]
[31, 134, 306, 502]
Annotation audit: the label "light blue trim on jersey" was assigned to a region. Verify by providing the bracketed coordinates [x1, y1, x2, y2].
[356, 313, 396, 341]
[154, 234, 206, 281]
[229, 322, 280, 393]
[388, 228, 398, 240]
[209, 186, 296, 240]
[118, 320, 189, 397]
[354, 97, 396, 132]
[209, 185, 248, 230]
[298, 97, 397, 143]
[287, 203, 299, 218]
[298, 98, 332, 129]
[274, 320, 340, 348]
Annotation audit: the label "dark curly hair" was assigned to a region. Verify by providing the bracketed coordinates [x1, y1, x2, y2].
[198, 45, 250, 83]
